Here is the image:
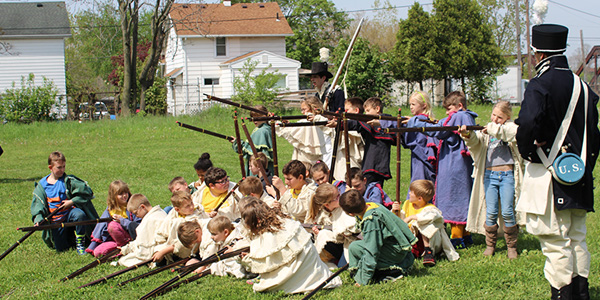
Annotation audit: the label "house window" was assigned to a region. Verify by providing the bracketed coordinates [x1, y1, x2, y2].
[274, 75, 287, 89]
[204, 78, 220, 85]
[216, 37, 226, 56]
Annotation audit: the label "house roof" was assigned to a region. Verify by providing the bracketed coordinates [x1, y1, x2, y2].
[0, 2, 71, 37]
[169, 2, 293, 37]
[165, 67, 183, 78]
[220, 50, 300, 67]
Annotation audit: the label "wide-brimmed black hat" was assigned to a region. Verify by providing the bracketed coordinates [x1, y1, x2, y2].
[532, 24, 568, 53]
[305, 62, 333, 79]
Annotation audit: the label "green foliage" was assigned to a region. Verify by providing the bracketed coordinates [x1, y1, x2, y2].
[143, 77, 168, 115]
[464, 73, 496, 104]
[389, 3, 437, 87]
[232, 60, 283, 111]
[280, 0, 350, 68]
[431, 0, 505, 81]
[0, 73, 60, 123]
[331, 37, 392, 100]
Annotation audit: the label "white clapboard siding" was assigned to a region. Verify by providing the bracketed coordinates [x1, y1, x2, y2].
[0, 38, 67, 94]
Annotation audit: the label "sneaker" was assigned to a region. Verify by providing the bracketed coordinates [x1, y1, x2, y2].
[463, 235, 474, 246]
[75, 236, 86, 255]
[451, 238, 466, 249]
[422, 249, 436, 267]
[381, 274, 404, 283]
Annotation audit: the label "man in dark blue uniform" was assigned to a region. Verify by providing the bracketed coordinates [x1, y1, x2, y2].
[515, 24, 600, 299]
[306, 62, 345, 113]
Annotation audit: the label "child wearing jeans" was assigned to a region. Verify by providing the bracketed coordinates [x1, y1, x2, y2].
[459, 101, 523, 259]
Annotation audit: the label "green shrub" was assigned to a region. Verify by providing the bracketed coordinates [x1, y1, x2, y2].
[143, 77, 167, 115]
[0, 73, 60, 123]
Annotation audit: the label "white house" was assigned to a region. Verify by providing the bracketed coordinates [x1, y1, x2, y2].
[164, 2, 300, 115]
[0, 2, 71, 118]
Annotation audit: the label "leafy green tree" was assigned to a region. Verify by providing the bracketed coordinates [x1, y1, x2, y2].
[431, 0, 505, 82]
[143, 76, 168, 115]
[331, 37, 392, 100]
[279, 0, 349, 68]
[232, 60, 283, 110]
[389, 2, 437, 90]
[0, 74, 59, 123]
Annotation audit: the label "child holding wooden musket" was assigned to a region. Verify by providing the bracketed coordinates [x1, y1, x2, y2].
[412, 91, 478, 249]
[269, 160, 317, 223]
[305, 183, 359, 268]
[118, 194, 167, 267]
[459, 101, 523, 259]
[394, 180, 459, 267]
[276, 96, 334, 165]
[240, 196, 341, 294]
[153, 191, 206, 264]
[31, 151, 99, 255]
[370, 91, 438, 194]
[238, 176, 278, 209]
[340, 189, 416, 286]
[193, 167, 241, 220]
[329, 97, 395, 188]
[87, 180, 141, 257]
[330, 97, 365, 182]
[197, 216, 251, 278]
[231, 105, 274, 176]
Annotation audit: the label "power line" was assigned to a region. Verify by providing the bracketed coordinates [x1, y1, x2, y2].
[547, 0, 600, 20]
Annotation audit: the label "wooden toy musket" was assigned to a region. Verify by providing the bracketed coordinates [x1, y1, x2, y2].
[139, 247, 250, 300]
[117, 258, 191, 287]
[233, 112, 247, 178]
[245, 115, 306, 122]
[204, 94, 267, 115]
[343, 113, 351, 185]
[382, 125, 484, 134]
[213, 180, 242, 212]
[270, 120, 279, 177]
[322, 18, 364, 111]
[328, 118, 343, 184]
[176, 121, 234, 142]
[241, 120, 280, 200]
[394, 110, 402, 217]
[276, 121, 328, 127]
[156, 269, 211, 297]
[78, 258, 153, 288]
[0, 207, 63, 262]
[322, 110, 408, 122]
[18, 218, 112, 232]
[302, 263, 350, 300]
[301, 223, 332, 231]
[60, 248, 121, 282]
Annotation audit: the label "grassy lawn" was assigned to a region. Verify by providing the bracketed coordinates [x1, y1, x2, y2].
[0, 104, 598, 299]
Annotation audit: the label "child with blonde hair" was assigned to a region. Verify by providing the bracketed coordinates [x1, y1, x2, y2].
[118, 194, 167, 266]
[305, 183, 358, 267]
[395, 180, 459, 267]
[276, 96, 334, 165]
[87, 180, 141, 257]
[240, 197, 341, 294]
[370, 91, 438, 196]
[459, 101, 523, 259]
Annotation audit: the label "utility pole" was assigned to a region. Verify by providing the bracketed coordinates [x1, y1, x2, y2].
[580, 30, 586, 80]
[515, 0, 523, 102]
[525, 0, 532, 79]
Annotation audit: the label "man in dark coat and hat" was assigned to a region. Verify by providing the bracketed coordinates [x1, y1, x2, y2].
[306, 62, 345, 113]
[515, 24, 600, 300]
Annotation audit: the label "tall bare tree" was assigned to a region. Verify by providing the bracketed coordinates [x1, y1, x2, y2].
[139, 0, 173, 113]
[118, 0, 139, 116]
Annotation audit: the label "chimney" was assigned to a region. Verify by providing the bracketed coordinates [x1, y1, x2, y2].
[223, 1, 231, 7]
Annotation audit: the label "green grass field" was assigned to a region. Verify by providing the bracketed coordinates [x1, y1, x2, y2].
[0, 105, 598, 299]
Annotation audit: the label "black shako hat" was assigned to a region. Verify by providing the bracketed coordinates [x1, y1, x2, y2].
[532, 24, 568, 53]
[305, 62, 333, 79]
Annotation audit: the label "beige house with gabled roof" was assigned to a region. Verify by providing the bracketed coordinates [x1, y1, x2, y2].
[164, 2, 300, 115]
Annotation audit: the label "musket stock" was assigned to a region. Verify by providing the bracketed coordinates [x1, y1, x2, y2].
[18, 218, 112, 232]
[117, 257, 191, 287]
